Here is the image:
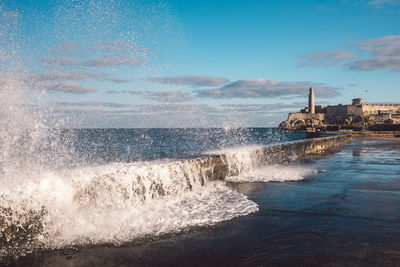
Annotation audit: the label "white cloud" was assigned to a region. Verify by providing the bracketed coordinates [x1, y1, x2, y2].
[104, 77, 132, 83]
[132, 104, 219, 113]
[346, 56, 400, 71]
[356, 35, 400, 56]
[84, 56, 146, 67]
[346, 35, 400, 71]
[53, 43, 80, 54]
[220, 103, 303, 113]
[29, 70, 133, 85]
[43, 57, 80, 66]
[94, 40, 134, 52]
[105, 90, 143, 95]
[148, 76, 230, 87]
[87, 73, 108, 79]
[299, 35, 400, 72]
[45, 102, 297, 128]
[43, 55, 147, 68]
[196, 79, 340, 99]
[298, 50, 358, 67]
[1, 11, 19, 19]
[93, 40, 149, 54]
[45, 82, 97, 94]
[368, 0, 400, 6]
[54, 101, 132, 108]
[31, 72, 87, 81]
[146, 90, 193, 102]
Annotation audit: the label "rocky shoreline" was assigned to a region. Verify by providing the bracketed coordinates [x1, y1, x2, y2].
[278, 114, 400, 132]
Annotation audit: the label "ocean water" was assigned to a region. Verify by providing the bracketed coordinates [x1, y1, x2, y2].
[0, 128, 311, 262]
[65, 128, 305, 164]
[20, 137, 399, 267]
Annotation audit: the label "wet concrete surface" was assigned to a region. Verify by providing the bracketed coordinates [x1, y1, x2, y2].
[13, 137, 400, 266]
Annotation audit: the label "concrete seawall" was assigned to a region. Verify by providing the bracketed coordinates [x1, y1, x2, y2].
[196, 134, 352, 181]
[0, 134, 352, 260]
[327, 131, 400, 137]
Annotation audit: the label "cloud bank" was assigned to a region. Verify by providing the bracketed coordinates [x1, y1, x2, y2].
[44, 56, 146, 68]
[148, 75, 230, 87]
[299, 35, 400, 72]
[54, 101, 132, 108]
[146, 90, 193, 102]
[196, 79, 340, 99]
[45, 82, 97, 94]
[346, 35, 400, 71]
[299, 50, 358, 67]
[368, 0, 400, 6]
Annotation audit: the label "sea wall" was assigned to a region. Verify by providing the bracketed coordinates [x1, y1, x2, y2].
[327, 130, 400, 136]
[198, 134, 352, 181]
[0, 134, 351, 260]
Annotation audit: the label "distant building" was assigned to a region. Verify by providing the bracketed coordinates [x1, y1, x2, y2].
[284, 89, 400, 128]
[352, 98, 363, 105]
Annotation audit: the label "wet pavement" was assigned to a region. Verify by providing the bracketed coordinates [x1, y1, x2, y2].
[14, 137, 400, 266]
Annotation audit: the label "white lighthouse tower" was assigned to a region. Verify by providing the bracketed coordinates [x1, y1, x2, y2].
[308, 87, 315, 114]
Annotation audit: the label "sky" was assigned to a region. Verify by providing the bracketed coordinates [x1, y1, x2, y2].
[0, 0, 399, 128]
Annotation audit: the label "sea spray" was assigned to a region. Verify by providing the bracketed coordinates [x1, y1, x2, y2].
[225, 165, 315, 183]
[209, 145, 301, 176]
[0, 159, 259, 257]
[0, 1, 312, 263]
[0, 1, 176, 261]
[0, 141, 318, 259]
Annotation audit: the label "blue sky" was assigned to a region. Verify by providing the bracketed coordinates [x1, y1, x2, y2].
[1, 0, 400, 127]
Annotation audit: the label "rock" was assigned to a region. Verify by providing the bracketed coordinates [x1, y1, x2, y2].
[0, 197, 46, 263]
[278, 120, 290, 130]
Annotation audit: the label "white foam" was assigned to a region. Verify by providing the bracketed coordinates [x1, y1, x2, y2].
[226, 164, 315, 183]
[206, 145, 313, 183]
[207, 145, 265, 176]
[1, 160, 258, 250]
[0, 143, 314, 256]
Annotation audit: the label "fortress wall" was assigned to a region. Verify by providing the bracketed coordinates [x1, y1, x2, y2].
[347, 106, 364, 116]
[287, 113, 325, 121]
[315, 105, 328, 113]
[326, 105, 350, 115]
[391, 114, 400, 120]
[280, 94, 400, 129]
[362, 104, 400, 115]
[325, 105, 364, 123]
[370, 113, 392, 124]
[325, 105, 350, 123]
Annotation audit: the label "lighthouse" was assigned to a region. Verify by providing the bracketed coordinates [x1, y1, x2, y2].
[308, 87, 315, 114]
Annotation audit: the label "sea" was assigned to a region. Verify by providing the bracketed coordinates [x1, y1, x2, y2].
[0, 128, 310, 263]
[3, 128, 400, 267]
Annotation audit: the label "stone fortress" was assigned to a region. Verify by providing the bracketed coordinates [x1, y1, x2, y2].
[279, 87, 400, 131]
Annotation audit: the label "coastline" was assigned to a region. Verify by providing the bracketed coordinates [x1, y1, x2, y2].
[12, 135, 400, 267]
[0, 131, 350, 265]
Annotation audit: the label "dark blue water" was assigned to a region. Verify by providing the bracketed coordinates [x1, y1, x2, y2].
[1, 127, 307, 265]
[63, 128, 304, 164]
[27, 137, 400, 267]
[0, 128, 304, 175]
